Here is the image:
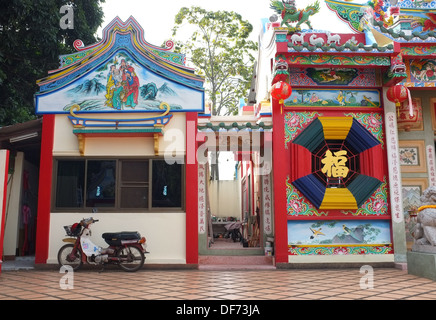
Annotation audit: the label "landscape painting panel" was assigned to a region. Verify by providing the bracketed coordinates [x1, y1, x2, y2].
[36, 51, 204, 113]
[287, 220, 391, 246]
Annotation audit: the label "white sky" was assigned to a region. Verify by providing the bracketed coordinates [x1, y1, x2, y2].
[98, 0, 355, 46]
[97, 0, 355, 180]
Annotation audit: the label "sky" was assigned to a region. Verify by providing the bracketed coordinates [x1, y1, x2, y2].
[98, 0, 355, 46]
[98, 0, 355, 180]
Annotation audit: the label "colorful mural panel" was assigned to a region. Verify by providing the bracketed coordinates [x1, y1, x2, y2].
[287, 220, 392, 246]
[286, 54, 390, 66]
[36, 50, 204, 114]
[288, 244, 393, 255]
[284, 89, 381, 107]
[410, 59, 436, 82]
[289, 68, 377, 87]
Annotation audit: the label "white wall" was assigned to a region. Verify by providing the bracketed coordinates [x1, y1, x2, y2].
[54, 113, 187, 157]
[209, 180, 241, 219]
[48, 212, 186, 264]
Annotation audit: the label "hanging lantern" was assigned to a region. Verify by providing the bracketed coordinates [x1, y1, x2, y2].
[387, 84, 413, 117]
[271, 81, 292, 105]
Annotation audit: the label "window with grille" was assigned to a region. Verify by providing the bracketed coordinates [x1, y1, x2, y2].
[54, 158, 182, 211]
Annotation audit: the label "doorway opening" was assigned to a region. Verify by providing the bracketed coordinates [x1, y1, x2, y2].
[0, 119, 41, 269]
[205, 151, 263, 254]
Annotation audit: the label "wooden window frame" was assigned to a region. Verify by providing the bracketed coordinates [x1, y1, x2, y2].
[52, 157, 185, 213]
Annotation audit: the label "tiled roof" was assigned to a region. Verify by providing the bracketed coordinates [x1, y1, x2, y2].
[198, 122, 273, 132]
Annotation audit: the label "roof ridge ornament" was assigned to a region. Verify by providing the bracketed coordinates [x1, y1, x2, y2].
[270, 0, 321, 31]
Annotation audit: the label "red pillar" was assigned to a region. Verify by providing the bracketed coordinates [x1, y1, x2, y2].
[0, 150, 10, 274]
[35, 115, 55, 265]
[272, 102, 288, 264]
[185, 112, 198, 264]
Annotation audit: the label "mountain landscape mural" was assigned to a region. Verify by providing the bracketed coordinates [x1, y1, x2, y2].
[36, 50, 204, 114]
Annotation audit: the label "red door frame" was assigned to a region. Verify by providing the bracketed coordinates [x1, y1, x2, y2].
[185, 112, 198, 264]
[272, 101, 288, 264]
[35, 115, 55, 265]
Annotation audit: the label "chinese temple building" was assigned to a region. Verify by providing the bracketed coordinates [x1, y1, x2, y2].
[32, 16, 205, 267]
[254, 0, 436, 267]
[1, 0, 436, 271]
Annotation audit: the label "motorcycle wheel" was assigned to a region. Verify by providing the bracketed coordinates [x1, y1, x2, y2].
[57, 244, 83, 271]
[117, 246, 145, 272]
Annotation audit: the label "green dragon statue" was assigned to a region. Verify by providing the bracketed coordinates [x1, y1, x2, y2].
[270, 0, 320, 30]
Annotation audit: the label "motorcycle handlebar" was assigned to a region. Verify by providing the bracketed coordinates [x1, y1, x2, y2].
[81, 217, 99, 226]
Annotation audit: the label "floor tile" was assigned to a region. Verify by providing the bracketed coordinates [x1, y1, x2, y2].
[0, 267, 435, 301]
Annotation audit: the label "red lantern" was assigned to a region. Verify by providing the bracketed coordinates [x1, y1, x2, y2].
[387, 85, 408, 107]
[387, 84, 413, 117]
[271, 81, 292, 105]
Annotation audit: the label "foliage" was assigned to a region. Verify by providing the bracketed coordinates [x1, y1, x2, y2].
[0, 0, 105, 126]
[171, 6, 258, 116]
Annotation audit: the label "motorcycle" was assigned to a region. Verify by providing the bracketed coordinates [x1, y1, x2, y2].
[57, 217, 148, 272]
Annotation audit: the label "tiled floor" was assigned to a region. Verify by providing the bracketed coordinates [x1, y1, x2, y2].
[0, 267, 435, 300]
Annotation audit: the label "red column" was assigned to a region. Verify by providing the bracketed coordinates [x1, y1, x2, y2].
[35, 115, 55, 265]
[0, 150, 10, 274]
[185, 112, 198, 264]
[272, 102, 288, 264]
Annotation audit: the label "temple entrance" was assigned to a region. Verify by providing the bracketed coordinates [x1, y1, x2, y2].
[196, 120, 274, 269]
[202, 151, 264, 255]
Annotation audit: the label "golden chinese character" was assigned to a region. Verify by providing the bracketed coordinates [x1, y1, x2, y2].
[321, 150, 349, 178]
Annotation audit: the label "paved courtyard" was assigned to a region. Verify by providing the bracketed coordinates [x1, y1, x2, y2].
[0, 267, 435, 301]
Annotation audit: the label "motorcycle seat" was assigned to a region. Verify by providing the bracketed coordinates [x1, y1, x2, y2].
[102, 232, 141, 246]
[102, 232, 141, 241]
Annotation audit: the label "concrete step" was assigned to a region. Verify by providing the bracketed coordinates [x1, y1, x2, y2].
[198, 255, 276, 270]
[1, 256, 35, 271]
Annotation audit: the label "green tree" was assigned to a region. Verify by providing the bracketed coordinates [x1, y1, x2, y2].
[172, 7, 258, 116]
[0, 0, 105, 126]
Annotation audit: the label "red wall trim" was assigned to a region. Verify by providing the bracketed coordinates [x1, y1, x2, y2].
[272, 101, 288, 264]
[185, 112, 198, 264]
[35, 115, 55, 264]
[0, 150, 10, 273]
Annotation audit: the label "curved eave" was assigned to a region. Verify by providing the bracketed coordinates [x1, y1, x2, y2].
[325, 0, 364, 33]
[370, 24, 436, 44]
[36, 32, 204, 95]
[48, 16, 189, 75]
[326, 0, 436, 39]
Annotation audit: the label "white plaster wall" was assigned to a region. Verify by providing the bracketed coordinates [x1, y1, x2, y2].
[209, 180, 241, 219]
[255, 27, 278, 105]
[48, 212, 187, 264]
[53, 113, 187, 157]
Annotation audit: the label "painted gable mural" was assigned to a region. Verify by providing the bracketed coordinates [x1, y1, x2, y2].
[35, 17, 205, 114]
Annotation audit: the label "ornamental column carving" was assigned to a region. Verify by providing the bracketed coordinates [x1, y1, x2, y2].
[383, 87, 407, 264]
